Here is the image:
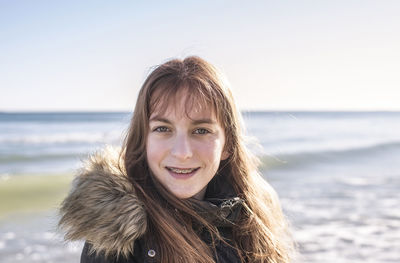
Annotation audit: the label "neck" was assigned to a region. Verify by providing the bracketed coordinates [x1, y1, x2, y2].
[191, 185, 207, 200]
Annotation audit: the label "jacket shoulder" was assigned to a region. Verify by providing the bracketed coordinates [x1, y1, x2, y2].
[81, 240, 150, 263]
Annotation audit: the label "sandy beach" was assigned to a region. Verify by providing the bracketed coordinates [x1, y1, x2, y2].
[0, 173, 83, 263]
[0, 174, 73, 218]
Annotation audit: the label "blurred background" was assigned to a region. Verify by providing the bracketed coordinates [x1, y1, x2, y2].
[1, 1, 399, 262]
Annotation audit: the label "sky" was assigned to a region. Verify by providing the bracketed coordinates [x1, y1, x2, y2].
[1, 0, 399, 112]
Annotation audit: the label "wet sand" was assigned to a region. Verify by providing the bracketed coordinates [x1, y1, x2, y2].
[0, 173, 73, 219]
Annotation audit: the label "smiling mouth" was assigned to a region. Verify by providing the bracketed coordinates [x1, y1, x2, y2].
[166, 167, 200, 174]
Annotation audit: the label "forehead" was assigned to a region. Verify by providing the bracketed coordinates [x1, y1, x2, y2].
[150, 96, 216, 121]
[149, 87, 218, 121]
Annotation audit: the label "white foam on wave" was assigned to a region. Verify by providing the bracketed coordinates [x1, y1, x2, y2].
[0, 131, 123, 145]
[0, 211, 83, 263]
[337, 176, 387, 186]
[3, 232, 16, 240]
[294, 220, 400, 262]
[264, 139, 400, 159]
[15, 253, 24, 260]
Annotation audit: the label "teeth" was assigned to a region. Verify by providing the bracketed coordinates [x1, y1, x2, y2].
[168, 167, 196, 174]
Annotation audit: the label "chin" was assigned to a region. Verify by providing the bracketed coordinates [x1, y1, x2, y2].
[168, 188, 201, 199]
[172, 192, 196, 199]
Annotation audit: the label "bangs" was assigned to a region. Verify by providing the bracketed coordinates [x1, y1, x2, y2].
[149, 78, 221, 121]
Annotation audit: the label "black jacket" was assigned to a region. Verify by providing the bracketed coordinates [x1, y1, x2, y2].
[58, 147, 243, 263]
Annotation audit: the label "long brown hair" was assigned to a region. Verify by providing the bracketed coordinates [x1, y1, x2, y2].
[121, 56, 293, 262]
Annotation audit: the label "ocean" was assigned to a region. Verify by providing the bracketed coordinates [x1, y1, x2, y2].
[0, 111, 399, 262]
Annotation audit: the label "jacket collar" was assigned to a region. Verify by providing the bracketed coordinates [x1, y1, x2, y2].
[192, 172, 244, 227]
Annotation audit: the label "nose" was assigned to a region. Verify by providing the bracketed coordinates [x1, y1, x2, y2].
[171, 133, 193, 160]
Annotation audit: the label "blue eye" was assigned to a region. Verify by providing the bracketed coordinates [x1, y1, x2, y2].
[194, 128, 210, 135]
[154, 126, 169, 132]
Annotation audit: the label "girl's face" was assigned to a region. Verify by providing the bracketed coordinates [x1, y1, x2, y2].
[146, 91, 228, 200]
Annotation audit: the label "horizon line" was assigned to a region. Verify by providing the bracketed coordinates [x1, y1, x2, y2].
[1, 109, 400, 114]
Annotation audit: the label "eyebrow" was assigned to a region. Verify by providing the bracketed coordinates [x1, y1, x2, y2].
[149, 116, 217, 125]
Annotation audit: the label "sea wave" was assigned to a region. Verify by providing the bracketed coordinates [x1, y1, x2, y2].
[260, 140, 400, 169]
[0, 132, 123, 144]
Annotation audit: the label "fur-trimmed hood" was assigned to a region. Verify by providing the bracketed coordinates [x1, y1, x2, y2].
[58, 147, 244, 260]
[58, 147, 147, 258]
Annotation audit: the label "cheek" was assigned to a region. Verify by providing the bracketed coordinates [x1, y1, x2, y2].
[146, 137, 163, 168]
[195, 139, 224, 160]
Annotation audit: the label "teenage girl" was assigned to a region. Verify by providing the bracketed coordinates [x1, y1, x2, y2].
[59, 56, 293, 263]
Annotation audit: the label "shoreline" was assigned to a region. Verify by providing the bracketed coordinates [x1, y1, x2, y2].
[0, 173, 74, 220]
